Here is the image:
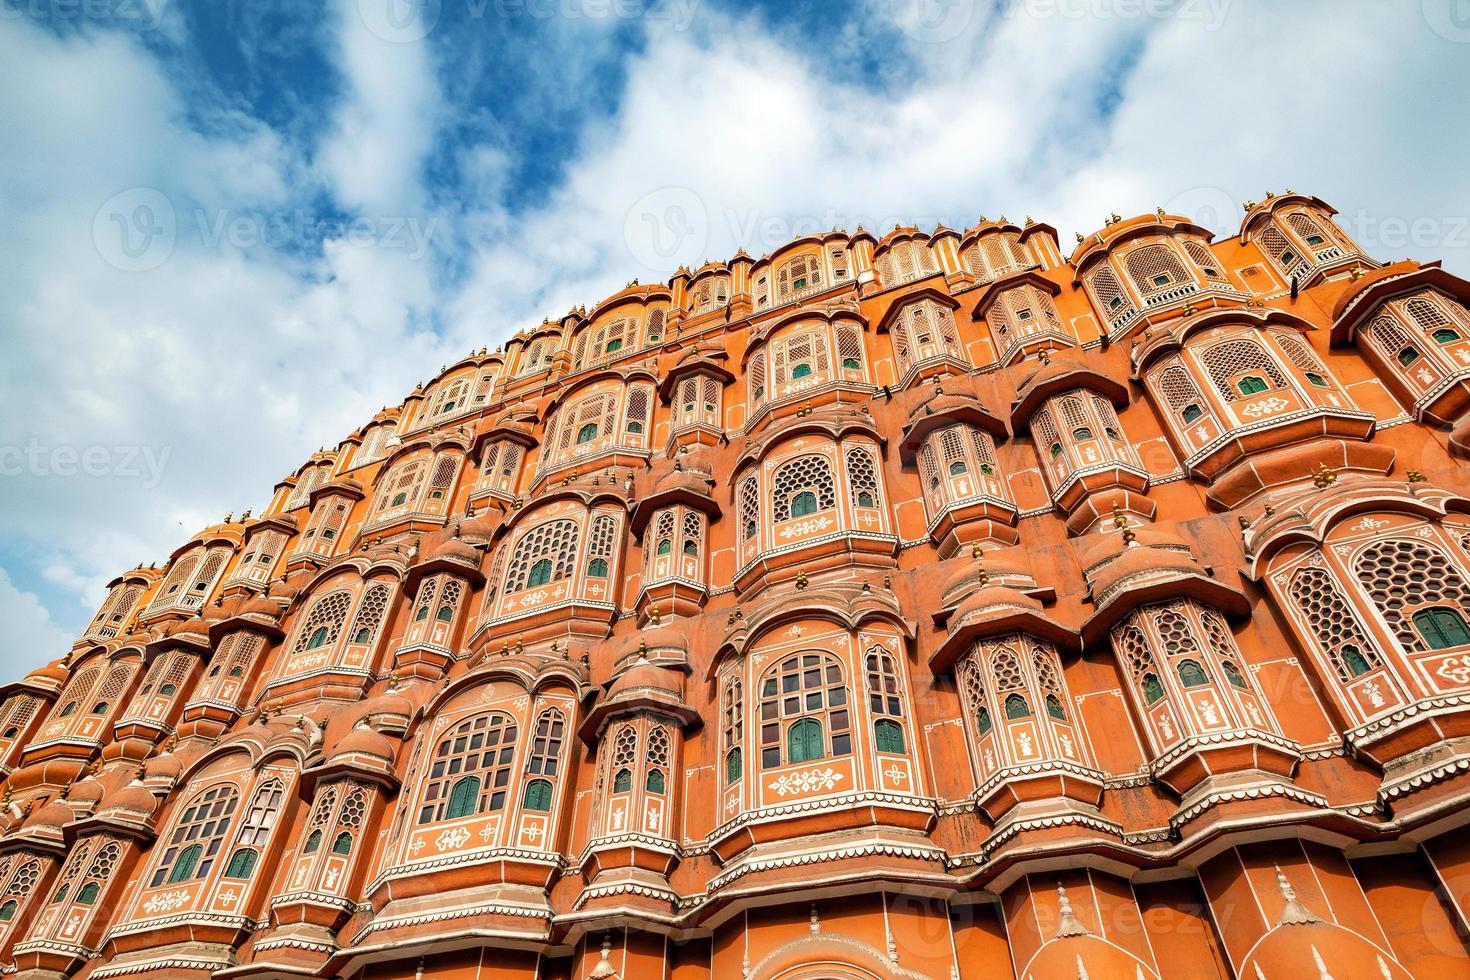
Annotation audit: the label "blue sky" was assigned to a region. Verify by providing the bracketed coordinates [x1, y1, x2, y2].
[2, 0, 1469, 681]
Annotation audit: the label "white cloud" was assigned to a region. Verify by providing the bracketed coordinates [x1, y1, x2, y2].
[0, 567, 72, 678]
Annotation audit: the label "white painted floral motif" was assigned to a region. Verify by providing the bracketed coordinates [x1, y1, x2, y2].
[433, 827, 471, 851]
[1059, 733, 1075, 759]
[768, 767, 843, 797]
[778, 517, 833, 539]
[1016, 732, 1033, 757]
[1436, 657, 1470, 686]
[143, 888, 191, 915]
[1240, 396, 1290, 418]
[1363, 681, 1385, 708]
[1200, 700, 1220, 726]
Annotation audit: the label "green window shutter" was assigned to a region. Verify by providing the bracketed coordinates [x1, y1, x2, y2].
[613, 768, 632, 793]
[446, 775, 481, 819]
[169, 844, 202, 883]
[787, 718, 824, 763]
[224, 848, 258, 879]
[874, 719, 904, 754]
[332, 832, 353, 854]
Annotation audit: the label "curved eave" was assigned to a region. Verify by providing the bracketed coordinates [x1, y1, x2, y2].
[1239, 193, 1338, 243]
[1009, 369, 1130, 432]
[969, 270, 1062, 318]
[404, 553, 486, 591]
[1130, 307, 1316, 375]
[899, 403, 1010, 459]
[657, 359, 735, 401]
[707, 600, 912, 680]
[929, 607, 1081, 675]
[873, 287, 962, 333]
[577, 691, 701, 746]
[1330, 263, 1467, 346]
[630, 486, 721, 538]
[207, 612, 286, 645]
[1082, 570, 1250, 645]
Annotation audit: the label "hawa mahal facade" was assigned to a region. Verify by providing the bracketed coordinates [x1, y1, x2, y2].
[5, 192, 1470, 979]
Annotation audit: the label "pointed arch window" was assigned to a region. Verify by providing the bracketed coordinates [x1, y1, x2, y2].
[505, 519, 579, 594]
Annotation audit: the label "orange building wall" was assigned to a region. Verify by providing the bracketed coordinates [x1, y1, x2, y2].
[2, 196, 1470, 978]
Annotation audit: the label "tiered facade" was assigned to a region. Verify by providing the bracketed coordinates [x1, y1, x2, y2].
[5, 192, 1470, 979]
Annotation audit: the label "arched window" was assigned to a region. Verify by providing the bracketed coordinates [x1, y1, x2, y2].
[645, 770, 666, 794]
[528, 708, 565, 778]
[874, 718, 905, 753]
[845, 447, 881, 510]
[505, 519, 580, 594]
[723, 676, 743, 784]
[739, 476, 760, 542]
[608, 725, 638, 796]
[1124, 243, 1191, 297]
[150, 784, 239, 887]
[418, 712, 518, 823]
[226, 778, 284, 878]
[1201, 338, 1290, 402]
[758, 653, 850, 769]
[1177, 659, 1210, 687]
[588, 558, 608, 577]
[522, 779, 553, 812]
[223, 849, 258, 879]
[1221, 661, 1249, 689]
[348, 583, 392, 648]
[1288, 566, 1383, 681]
[290, 590, 353, 659]
[1119, 625, 1165, 705]
[772, 455, 837, 522]
[656, 539, 672, 556]
[332, 831, 353, 854]
[577, 423, 598, 443]
[787, 717, 824, 763]
[1045, 694, 1066, 720]
[0, 901, 16, 921]
[1356, 539, 1470, 654]
[865, 648, 904, 718]
[303, 830, 322, 854]
[1004, 693, 1030, 719]
[1413, 608, 1470, 650]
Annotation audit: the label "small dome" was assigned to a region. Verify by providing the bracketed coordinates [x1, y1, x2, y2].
[26, 663, 69, 687]
[68, 777, 105, 809]
[201, 597, 240, 622]
[166, 617, 210, 638]
[608, 660, 684, 702]
[26, 798, 74, 830]
[239, 594, 283, 619]
[940, 552, 1032, 606]
[146, 751, 182, 783]
[952, 582, 1044, 624]
[1088, 545, 1203, 601]
[102, 781, 157, 817]
[425, 535, 479, 566]
[1451, 413, 1470, 462]
[333, 722, 396, 763]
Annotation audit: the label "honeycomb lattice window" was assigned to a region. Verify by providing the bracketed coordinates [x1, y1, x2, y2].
[588, 514, 617, 563]
[291, 590, 352, 655]
[1155, 609, 1201, 659]
[1365, 314, 1421, 366]
[1030, 642, 1063, 696]
[990, 645, 1025, 692]
[739, 475, 760, 541]
[1275, 333, 1332, 381]
[1155, 362, 1206, 418]
[1284, 211, 1337, 254]
[1183, 240, 1227, 282]
[958, 660, 991, 735]
[1354, 539, 1470, 653]
[749, 351, 767, 405]
[772, 454, 837, 521]
[845, 446, 881, 510]
[1288, 565, 1382, 681]
[1201, 338, 1290, 402]
[1086, 264, 1133, 316]
[1124, 244, 1191, 297]
[340, 789, 367, 829]
[610, 724, 639, 787]
[348, 583, 392, 645]
[505, 519, 580, 594]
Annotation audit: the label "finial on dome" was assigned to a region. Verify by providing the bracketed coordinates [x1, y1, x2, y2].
[795, 570, 809, 591]
[1274, 865, 1322, 925]
[1112, 503, 1137, 546]
[1075, 232, 1084, 244]
[1312, 462, 1338, 489]
[1054, 882, 1093, 938]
